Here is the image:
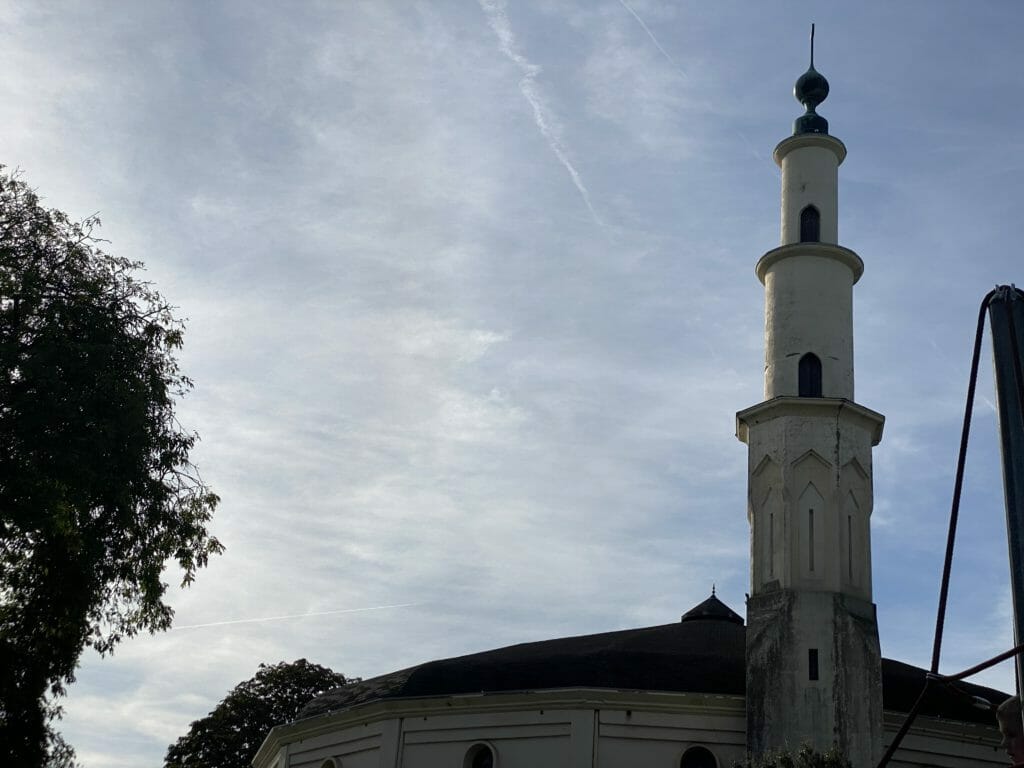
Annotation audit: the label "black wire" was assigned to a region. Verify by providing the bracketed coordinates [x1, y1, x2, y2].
[876, 290, 996, 768]
[876, 641, 1024, 768]
[930, 289, 996, 674]
[945, 641, 1024, 682]
[878, 641, 1024, 768]
[875, 678, 933, 768]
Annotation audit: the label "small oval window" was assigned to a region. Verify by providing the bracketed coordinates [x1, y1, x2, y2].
[464, 743, 495, 768]
[680, 745, 718, 768]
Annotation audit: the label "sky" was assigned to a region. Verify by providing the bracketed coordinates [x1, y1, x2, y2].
[2, 1, 1024, 765]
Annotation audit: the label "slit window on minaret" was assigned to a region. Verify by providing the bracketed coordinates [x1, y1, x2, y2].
[799, 353, 823, 397]
[808, 509, 815, 571]
[769, 513, 775, 577]
[808, 648, 819, 681]
[848, 515, 853, 580]
[800, 205, 820, 242]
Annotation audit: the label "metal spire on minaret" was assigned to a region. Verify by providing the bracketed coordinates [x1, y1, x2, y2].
[793, 24, 830, 135]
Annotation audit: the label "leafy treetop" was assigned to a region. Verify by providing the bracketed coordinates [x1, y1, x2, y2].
[0, 167, 221, 764]
[164, 659, 356, 768]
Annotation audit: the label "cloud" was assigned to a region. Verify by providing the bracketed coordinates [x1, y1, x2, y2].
[4, 4, 1022, 766]
[478, 0, 603, 227]
[171, 603, 423, 631]
[617, 0, 684, 76]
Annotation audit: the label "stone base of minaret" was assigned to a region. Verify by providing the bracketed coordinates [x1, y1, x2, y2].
[746, 588, 883, 767]
[737, 396, 885, 767]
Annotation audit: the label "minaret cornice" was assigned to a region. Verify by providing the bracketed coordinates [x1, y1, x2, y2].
[736, 396, 885, 445]
[773, 133, 846, 167]
[755, 242, 863, 285]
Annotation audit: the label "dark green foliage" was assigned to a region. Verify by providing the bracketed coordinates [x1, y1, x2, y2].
[43, 730, 81, 768]
[734, 744, 854, 768]
[164, 659, 355, 768]
[0, 168, 221, 764]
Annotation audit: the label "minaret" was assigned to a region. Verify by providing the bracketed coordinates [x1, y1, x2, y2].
[737, 31, 885, 767]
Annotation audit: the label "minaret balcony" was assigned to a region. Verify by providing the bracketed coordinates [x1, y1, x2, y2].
[755, 242, 863, 285]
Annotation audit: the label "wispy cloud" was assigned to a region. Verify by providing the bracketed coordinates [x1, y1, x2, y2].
[617, 0, 684, 76]
[478, 0, 603, 227]
[171, 603, 423, 631]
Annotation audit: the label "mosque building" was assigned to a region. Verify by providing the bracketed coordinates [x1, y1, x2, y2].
[254, 52, 1009, 768]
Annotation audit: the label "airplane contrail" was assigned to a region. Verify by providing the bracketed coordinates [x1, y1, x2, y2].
[616, 0, 769, 170]
[171, 602, 422, 630]
[479, 0, 603, 227]
[617, 0, 685, 76]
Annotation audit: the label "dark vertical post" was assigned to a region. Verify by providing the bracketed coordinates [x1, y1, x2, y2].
[989, 285, 1024, 701]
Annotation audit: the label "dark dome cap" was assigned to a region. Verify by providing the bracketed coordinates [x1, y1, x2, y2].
[680, 590, 744, 625]
[793, 24, 830, 136]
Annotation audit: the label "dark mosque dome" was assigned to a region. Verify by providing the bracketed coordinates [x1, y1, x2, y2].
[299, 593, 1005, 727]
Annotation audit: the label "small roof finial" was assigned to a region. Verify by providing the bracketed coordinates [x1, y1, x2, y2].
[712, 583, 716, 596]
[810, 23, 815, 68]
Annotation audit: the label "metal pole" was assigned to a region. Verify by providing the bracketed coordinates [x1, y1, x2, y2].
[989, 285, 1024, 702]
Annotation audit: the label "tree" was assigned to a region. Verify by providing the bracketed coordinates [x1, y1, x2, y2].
[0, 168, 221, 764]
[164, 659, 355, 768]
[43, 730, 80, 768]
[733, 744, 853, 768]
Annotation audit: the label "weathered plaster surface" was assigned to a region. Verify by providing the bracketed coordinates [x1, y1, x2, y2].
[746, 589, 882, 768]
[776, 134, 846, 246]
[761, 249, 859, 400]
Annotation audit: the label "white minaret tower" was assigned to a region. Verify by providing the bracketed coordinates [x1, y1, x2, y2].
[737, 31, 885, 767]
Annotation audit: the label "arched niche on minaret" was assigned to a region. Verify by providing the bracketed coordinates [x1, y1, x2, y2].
[791, 449, 832, 586]
[797, 482, 826, 582]
[790, 447, 832, 474]
[842, 491, 862, 588]
[840, 457, 873, 599]
[750, 455, 781, 590]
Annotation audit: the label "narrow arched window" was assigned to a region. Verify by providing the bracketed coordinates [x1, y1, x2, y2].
[800, 205, 820, 242]
[798, 353, 822, 397]
[680, 746, 718, 768]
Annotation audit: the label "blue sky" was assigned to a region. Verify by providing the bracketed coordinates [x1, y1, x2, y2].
[3, 2, 1024, 765]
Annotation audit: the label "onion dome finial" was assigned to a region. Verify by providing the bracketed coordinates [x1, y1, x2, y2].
[793, 24, 830, 135]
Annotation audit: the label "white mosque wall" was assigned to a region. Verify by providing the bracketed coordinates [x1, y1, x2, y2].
[255, 690, 1005, 768]
[256, 690, 746, 768]
[883, 713, 1006, 768]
